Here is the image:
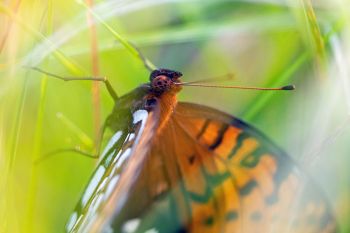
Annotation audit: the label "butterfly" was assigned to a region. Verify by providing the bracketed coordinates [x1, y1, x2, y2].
[64, 68, 337, 233]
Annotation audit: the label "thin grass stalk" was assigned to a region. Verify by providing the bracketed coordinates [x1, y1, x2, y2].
[243, 19, 344, 121]
[78, 0, 157, 71]
[300, 0, 327, 78]
[86, 0, 101, 151]
[0, 0, 21, 54]
[25, 75, 48, 233]
[0, 2, 84, 76]
[242, 52, 309, 121]
[25, 2, 52, 232]
[7, 76, 29, 233]
[0, 2, 22, 231]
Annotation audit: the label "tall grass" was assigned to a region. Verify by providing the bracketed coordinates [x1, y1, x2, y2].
[1, 0, 349, 232]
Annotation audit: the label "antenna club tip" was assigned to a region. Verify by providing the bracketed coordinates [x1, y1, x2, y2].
[282, 85, 296, 90]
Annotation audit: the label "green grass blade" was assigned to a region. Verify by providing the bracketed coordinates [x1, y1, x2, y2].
[77, 0, 157, 71]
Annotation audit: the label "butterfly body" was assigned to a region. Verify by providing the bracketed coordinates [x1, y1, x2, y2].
[66, 69, 336, 233]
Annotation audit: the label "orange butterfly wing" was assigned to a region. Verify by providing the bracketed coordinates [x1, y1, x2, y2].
[171, 102, 337, 233]
[118, 102, 336, 233]
[66, 94, 336, 232]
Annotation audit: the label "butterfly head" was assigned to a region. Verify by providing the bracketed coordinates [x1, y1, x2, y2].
[150, 69, 183, 95]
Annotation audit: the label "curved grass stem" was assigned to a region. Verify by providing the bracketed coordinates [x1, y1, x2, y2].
[77, 0, 157, 71]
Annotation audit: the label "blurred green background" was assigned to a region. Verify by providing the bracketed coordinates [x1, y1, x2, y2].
[1, 0, 349, 232]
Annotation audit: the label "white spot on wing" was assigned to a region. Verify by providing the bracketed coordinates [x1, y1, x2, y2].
[74, 214, 84, 231]
[122, 218, 141, 233]
[128, 133, 135, 141]
[133, 110, 148, 124]
[116, 148, 131, 168]
[145, 228, 159, 233]
[96, 177, 108, 194]
[104, 175, 120, 200]
[66, 212, 77, 232]
[102, 224, 114, 233]
[113, 149, 122, 164]
[131, 109, 148, 149]
[101, 130, 123, 158]
[89, 193, 104, 213]
[82, 165, 105, 206]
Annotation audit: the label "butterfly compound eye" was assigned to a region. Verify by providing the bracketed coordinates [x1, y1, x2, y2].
[151, 75, 172, 92]
[150, 68, 183, 94]
[150, 68, 183, 81]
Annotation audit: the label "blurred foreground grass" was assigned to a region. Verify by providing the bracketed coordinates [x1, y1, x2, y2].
[1, 0, 350, 232]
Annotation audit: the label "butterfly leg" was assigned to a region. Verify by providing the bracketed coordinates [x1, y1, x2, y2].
[34, 117, 110, 165]
[34, 147, 99, 165]
[27, 66, 116, 163]
[26, 66, 119, 101]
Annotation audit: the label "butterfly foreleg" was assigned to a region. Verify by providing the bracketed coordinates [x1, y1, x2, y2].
[34, 117, 110, 165]
[34, 147, 99, 165]
[26, 66, 119, 101]
[26, 66, 117, 163]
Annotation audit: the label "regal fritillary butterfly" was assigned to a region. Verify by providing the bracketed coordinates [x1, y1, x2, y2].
[64, 69, 337, 233]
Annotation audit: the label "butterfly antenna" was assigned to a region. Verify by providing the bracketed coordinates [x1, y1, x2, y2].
[175, 82, 295, 91]
[182, 73, 235, 85]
